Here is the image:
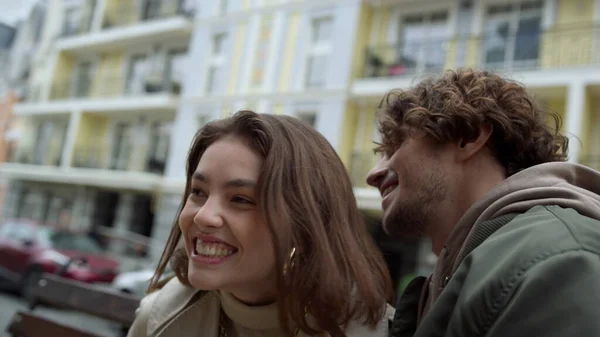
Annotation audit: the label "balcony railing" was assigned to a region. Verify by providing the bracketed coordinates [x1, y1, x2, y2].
[73, 147, 130, 171]
[362, 25, 600, 79]
[9, 147, 61, 166]
[73, 147, 167, 175]
[50, 73, 182, 100]
[72, 148, 108, 169]
[102, 0, 195, 29]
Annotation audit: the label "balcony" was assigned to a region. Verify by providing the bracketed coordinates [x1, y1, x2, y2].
[72, 148, 108, 169]
[354, 24, 600, 96]
[57, 0, 194, 54]
[50, 72, 181, 101]
[72, 148, 167, 175]
[102, 0, 194, 29]
[9, 147, 61, 167]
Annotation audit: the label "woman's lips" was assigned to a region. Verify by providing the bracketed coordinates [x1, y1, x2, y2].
[192, 237, 238, 257]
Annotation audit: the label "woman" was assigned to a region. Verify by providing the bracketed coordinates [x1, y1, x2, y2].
[128, 110, 393, 337]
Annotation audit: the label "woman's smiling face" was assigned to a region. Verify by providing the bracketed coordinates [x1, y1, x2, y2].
[178, 134, 277, 304]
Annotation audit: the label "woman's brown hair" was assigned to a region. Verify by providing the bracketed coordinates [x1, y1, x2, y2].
[148, 110, 392, 337]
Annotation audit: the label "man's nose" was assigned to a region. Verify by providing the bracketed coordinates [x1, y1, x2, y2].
[366, 157, 389, 188]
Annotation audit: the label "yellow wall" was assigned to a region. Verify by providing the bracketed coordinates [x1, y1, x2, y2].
[227, 23, 248, 95]
[103, 0, 138, 27]
[376, 8, 390, 46]
[91, 51, 125, 97]
[342, 103, 380, 188]
[545, 96, 566, 133]
[349, 5, 373, 80]
[363, 0, 599, 76]
[338, 102, 359, 167]
[221, 104, 233, 117]
[278, 13, 300, 91]
[273, 104, 283, 115]
[579, 90, 593, 158]
[73, 113, 110, 166]
[556, 0, 594, 25]
[582, 92, 600, 167]
[51, 53, 75, 99]
[540, 0, 595, 69]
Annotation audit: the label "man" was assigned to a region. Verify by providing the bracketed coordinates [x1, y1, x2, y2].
[367, 69, 600, 337]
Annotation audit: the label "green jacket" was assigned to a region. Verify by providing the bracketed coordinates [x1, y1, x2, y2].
[391, 163, 600, 337]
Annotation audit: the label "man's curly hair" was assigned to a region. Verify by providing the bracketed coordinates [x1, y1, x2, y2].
[376, 69, 569, 176]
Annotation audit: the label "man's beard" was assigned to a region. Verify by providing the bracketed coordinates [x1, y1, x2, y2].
[382, 170, 447, 239]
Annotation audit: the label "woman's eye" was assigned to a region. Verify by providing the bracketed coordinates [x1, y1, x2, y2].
[232, 196, 254, 205]
[190, 188, 207, 197]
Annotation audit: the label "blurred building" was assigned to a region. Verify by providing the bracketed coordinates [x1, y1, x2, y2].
[1, 0, 194, 267]
[156, 0, 369, 258]
[0, 22, 17, 219]
[1, 0, 599, 286]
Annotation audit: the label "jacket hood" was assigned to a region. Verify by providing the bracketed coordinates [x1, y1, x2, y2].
[465, 162, 600, 228]
[451, 162, 600, 269]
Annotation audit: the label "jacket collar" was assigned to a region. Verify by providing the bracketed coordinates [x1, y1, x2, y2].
[147, 277, 204, 336]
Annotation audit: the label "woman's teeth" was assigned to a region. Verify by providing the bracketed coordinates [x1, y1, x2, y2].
[195, 240, 236, 257]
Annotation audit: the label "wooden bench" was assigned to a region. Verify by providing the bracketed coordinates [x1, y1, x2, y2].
[6, 273, 141, 337]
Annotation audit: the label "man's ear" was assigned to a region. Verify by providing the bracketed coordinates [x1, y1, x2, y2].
[456, 123, 493, 161]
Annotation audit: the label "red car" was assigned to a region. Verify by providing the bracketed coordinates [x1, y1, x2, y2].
[0, 219, 120, 300]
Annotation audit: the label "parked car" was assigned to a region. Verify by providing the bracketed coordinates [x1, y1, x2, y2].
[112, 266, 173, 297]
[0, 219, 120, 301]
[112, 267, 173, 337]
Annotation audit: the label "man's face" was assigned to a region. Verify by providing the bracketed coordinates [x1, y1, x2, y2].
[367, 135, 451, 238]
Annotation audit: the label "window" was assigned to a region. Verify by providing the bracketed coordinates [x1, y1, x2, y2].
[166, 50, 187, 94]
[206, 33, 229, 94]
[126, 55, 150, 95]
[179, 0, 196, 16]
[396, 10, 449, 75]
[251, 15, 273, 89]
[62, 1, 95, 36]
[110, 122, 133, 170]
[33, 121, 53, 164]
[306, 17, 333, 88]
[297, 112, 317, 127]
[483, 0, 543, 70]
[73, 61, 93, 98]
[142, 0, 162, 20]
[62, 7, 83, 36]
[146, 121, 171, 173]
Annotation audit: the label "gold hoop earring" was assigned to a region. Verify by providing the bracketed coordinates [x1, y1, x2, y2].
[282, 247, 296, 275]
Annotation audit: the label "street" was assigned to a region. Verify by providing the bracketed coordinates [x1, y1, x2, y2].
[0, 285, 120, 337]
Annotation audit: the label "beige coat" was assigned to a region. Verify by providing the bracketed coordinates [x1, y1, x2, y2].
[127, 277, 394, 337]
